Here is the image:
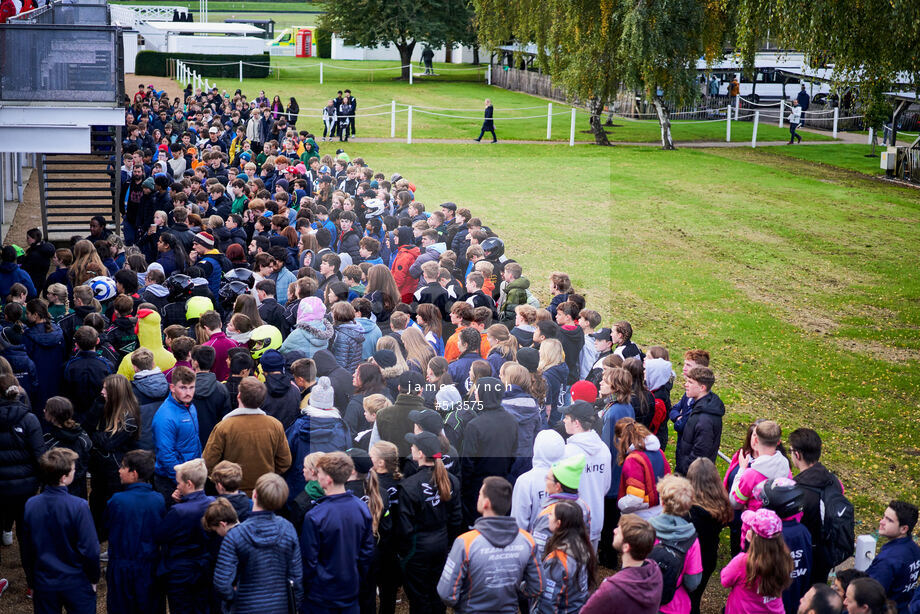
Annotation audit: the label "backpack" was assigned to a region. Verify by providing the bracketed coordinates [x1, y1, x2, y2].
[802, 481, 855, 568]
[648, 531, 697, 605]
[649, 397, 668, 434]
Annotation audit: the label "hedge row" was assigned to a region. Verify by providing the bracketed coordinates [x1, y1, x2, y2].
[136, 51, 271, 78]
[314, 27, 331, 58]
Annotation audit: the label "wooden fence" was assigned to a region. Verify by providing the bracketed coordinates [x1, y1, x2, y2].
[489, 65, 569, 102]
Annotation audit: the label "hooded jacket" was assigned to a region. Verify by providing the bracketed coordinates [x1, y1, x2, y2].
[151, 394, 201, 480]
[21, 240, 56, 290]
[543, 362, 569, 416]
[675, 391, 725, 475]
[447, 350, 482, 398]
[460, 379, 518, 523]
[538, 543, 592, 614]
[794, 462, 844, 580]
[390, 244, 420, 304]
[213, 511, 303, 611]
[193, 371, 232, 448]
[24, 322, 65, 409]
[512, 430, 566, 531]
[202, 331, 239, 382]
[437, 515, 543, 613]
[408, 242, 446, 279]
[355, 317, 382, 360]
[581, 560, 663, 614]
[330, 321, 365, 373]
[563, 429, 612, 543]
[312, 350, 354, 415]
[117, 309, 175, 380]
[141, 283, 170, 311]
[729, 450, 791, 511]
[262, 371, 301, 430]
[499, 276, 530, 322]
[0, 398, 45, 496]
[131, 368, 169, 406]
[154, 489, 214, 583]
[501, 385, 541, 481]
[300, 492, 375, 609]
[44, 423, 92, 497]
[0, 260, 37, 299]
[284, 405, 351, 500]
[258, 297, 291, 338]
[650, 513, 703, 614]
[0, 338, 38, 401]
[280, 318, 334, 358]
[62, 350, 114, 424]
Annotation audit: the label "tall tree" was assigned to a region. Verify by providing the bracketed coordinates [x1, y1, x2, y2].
[320, 0, 475, 81]
[617, 0, 729, 149]
[474, 0, 620, 145]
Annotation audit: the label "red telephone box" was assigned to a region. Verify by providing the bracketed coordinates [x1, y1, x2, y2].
[296, 29, 312, 57]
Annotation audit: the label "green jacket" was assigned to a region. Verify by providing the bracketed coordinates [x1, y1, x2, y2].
[500, 276, 530, 320]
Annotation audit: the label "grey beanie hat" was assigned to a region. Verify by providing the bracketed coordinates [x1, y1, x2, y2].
[310, 376, 335, 410]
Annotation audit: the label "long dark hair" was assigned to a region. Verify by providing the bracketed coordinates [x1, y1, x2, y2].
[543, 500, 598, 590]
[355, 363, 386, 395]
[624, 358, 653, 426]
[102, 374, 140, 439]
[26, 299, 54, 333]
[159, 233, 187, 273]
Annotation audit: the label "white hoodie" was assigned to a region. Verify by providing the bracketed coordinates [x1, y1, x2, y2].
[564, 430, 612, 543]
[512, 430, 566, 531]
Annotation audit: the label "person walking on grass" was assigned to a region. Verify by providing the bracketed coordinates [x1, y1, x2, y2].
[475, 99, 497, 143]
[788, 100, 803, 145]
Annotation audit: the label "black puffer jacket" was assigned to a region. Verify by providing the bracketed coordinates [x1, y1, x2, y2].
[312, 350, 354, 413]
[0, 398, 45, 496]
[675, 391, 725, 475]
[261, 371, 301, 431]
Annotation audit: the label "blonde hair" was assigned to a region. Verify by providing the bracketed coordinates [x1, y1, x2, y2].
[474, 260, 493, 277]
[175, 458, 208, 489]
[401, 327, 434, 374]
[362, 393, 390, 417]
[254, 472, 288, 512]
[375, 335, 408, 378]
[370, 441, 402, 479]
[537, 338, 565, 372]
[656, 474, 694, 516]
[303, 451, 325, 474]
[499, 362, 530, 390]
[486, 324, 518, 360]
[515, 304, 536, 325]
[46, 283, 70, 310]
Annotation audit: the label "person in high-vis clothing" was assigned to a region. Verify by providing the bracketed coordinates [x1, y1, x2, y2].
[438, 476, 544, 613]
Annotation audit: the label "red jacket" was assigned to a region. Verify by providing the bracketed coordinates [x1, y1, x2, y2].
[390, 245, 420, 304]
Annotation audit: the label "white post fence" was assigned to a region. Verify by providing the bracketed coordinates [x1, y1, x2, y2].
[868, 127, 874, 145]
[319, 62, 323, 85]
[407, 106, 413, 144]
[752, 110, 760, 148]
[726, 105, 732, 142]
[833, 107, 839, 139]
[735, 96, 740, 121]
[546, 103, 552, 140]
[778, 101, 784, 128]
[569, 107, 576, 146]
[486, 64, 491, 86]
[390, 100, 396, 138]
[204, 78, 210, 91]
[239, 61, 243, 83]
[409, 68, 413, 86]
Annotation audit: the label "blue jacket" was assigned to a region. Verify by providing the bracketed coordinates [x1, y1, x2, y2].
[601, 401, 636, 496]
[355, 317, 382, 360]
[22, 485, 100, 590]
[104, 482, 166, 562]
[867, 536, 920, 614]
[0, 342, 38, 401]
[501, 386, 541, 480]
[23, 322, 66, 410]
[542, 363, 569, 415]
[151, 394, 202, 479]
[448, 351, 481, 397]
[300, 492, 375, 609]
[155, 489, 215, 583]
[781, 519, 813, 614]
[213, 511, 303, 612]
[0, 261, 37, 299]
[285, 411, 351, 499]
[271, 266, 297, 306]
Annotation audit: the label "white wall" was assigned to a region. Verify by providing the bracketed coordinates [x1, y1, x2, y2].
[163, 35, 264, 55]
[123, 31, 138, 73]
[331, 36, 474, 64]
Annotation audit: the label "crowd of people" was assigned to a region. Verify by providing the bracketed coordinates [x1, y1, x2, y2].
[0, 83, 917, 614]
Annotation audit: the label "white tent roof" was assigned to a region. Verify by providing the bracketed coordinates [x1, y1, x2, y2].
[144, 22, 263, 34]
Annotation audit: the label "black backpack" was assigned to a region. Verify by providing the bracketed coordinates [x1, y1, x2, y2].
[648, 531, 697, 605]
[803, 481, 855, 568]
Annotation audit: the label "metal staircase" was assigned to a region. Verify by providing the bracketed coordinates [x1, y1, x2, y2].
[38, 126, 121, 242]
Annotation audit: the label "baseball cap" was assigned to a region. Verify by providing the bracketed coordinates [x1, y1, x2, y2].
[405, 432, 441, 458]
[399, 371, 424, 393]
[591, 328, 612, 342]
[209, 126, 219, 134]
[561, 400, 595, 421]
[570, 381, 598, 404]
[408, 409, 443, 434]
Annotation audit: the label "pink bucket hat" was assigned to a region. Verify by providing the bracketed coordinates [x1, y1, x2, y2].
[741, 508, 783, 539]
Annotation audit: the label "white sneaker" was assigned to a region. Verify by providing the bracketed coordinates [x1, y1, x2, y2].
[1, 531, 11, 546]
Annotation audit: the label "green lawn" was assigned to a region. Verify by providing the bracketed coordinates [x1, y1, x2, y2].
[332, 142, 920, 526]
[200, 61, 837, 143]
[199, 10, 318, 28]
[761, 143, 888, 175]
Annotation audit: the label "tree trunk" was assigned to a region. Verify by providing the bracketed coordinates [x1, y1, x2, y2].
[473, 45, 480, 66]
[396, 41, 416, 81]
[445, 43, 452, 64]
[653, 97, 674, 150]
[889, 100, 907, 146]
[587, 97, 610, 146]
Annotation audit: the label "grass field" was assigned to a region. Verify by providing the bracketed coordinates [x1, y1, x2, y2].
[193, 58, 838, 143]
[320, 143, 920, 532]
[761, 143, 887, 175]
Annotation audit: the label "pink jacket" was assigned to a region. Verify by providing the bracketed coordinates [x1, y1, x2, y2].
[203, 332, 239, 382]
[721, 552, 785, 614]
